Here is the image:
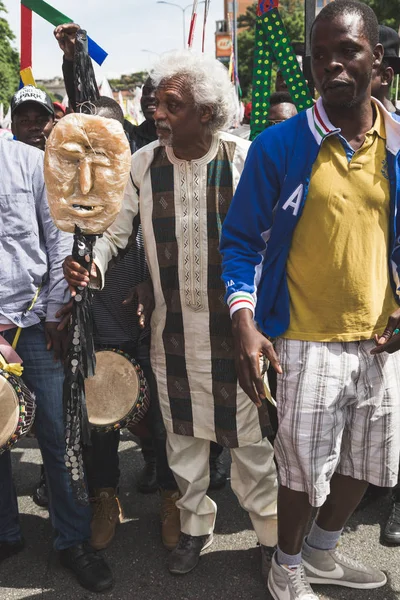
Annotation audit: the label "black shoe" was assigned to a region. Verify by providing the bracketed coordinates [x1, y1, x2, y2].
[168, 532, 213, 575]
[136, 461, 158, 494]
[383, 501, 400, 544]
[59, 542, 114, 592]
[33, 465, 49, 508]
[208, 456, 227, 491]
[0, 539, 25, 564]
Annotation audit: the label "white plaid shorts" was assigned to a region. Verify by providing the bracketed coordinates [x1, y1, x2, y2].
[274, 338, 400, 507]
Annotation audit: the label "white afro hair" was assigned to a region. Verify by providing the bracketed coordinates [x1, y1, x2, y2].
[150, 50, 236, 133]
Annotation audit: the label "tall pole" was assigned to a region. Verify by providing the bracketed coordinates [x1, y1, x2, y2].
[183, 7, 186, 48]
[232, 0, 239, 96]
[304, 0, 316, 96]
[157, 2, 205, 50]
[396, 25, 400, 110]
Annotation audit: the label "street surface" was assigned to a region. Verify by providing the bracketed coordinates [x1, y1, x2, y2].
[1, 432, 400, 600]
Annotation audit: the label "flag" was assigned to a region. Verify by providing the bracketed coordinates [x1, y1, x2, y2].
[118, 91, 124, 112]
[3, 106, 12, 129]
[21, 0, 108, 65]
[98, 77, 114, 99]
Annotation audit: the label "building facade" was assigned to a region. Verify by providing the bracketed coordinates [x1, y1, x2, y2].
[224, 0, 253, 21]
[216, 0, 253, 62]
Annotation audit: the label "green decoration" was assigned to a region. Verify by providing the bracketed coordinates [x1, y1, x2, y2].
[250, 7, 313, 140]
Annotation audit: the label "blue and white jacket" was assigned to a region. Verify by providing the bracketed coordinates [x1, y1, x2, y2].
[220, 97, 400, 338]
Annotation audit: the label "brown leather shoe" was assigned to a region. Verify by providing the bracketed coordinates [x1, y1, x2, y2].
[90, 488, 122, 550]
[160, 489, 181, 550]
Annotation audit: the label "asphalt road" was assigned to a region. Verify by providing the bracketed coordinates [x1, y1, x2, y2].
[1, 433, 400, 600]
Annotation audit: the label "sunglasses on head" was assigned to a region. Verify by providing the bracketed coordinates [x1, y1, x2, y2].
[267, 119, 285, 126]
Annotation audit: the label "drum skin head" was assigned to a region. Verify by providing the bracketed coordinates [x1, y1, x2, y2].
[0, 376, 19, 447]
[85, 351, 140, 426]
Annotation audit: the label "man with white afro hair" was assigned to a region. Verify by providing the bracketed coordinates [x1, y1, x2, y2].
[64, 49, 277, 580]
[150, 50, 237, 133]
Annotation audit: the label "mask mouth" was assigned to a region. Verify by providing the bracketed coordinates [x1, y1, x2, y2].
[71, 204, 103, 216]
[73, 204, 94, 211]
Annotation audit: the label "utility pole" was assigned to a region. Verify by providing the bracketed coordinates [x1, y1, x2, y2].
[232, 0, 239, 97]
[157, 1, 205, 49]
[304, 0, 316, 96]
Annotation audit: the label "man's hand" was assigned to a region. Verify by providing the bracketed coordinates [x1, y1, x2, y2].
[45, 322, 69, 361]
[55, 299, 74, 331]
[123, 279, 155, 329]
[63, 255, 97, 296]
[232, 309, 282, 407]
[370, 308, 400, 355]
[53, 23, 80, 61]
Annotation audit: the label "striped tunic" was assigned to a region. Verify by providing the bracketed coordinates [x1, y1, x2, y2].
[95, 132, 272, 447]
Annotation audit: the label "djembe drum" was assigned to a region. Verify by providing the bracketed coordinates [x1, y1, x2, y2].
[0, 369, 36, 454]
[85, 349, 150, 432]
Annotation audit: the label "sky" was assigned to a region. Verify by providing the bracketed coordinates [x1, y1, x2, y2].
[3, 0, 225, 81]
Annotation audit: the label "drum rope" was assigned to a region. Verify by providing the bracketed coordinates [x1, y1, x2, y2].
[11, 285, 42, 351]
[0, 355, 23, 377]
[0, 288, 40, 455]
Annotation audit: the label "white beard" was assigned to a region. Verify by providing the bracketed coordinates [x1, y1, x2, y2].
[158, 133, 173, 147]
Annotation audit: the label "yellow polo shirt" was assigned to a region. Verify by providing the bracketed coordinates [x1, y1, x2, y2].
[283, 108, 397, 342]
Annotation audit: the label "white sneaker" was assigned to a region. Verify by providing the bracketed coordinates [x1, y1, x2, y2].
[302, 539, 387, 589]
[268, 553, 318, 600]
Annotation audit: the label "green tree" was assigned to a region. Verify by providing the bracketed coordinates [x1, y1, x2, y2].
[109, 71, 148, 91]
[0, 1, 19, 112]
[280, 0, 305, 44]
[237, 1, 305, 99]
[363, 0, 399, 30]
[237, 29, 256, 101]
[238, 0, 305, 40]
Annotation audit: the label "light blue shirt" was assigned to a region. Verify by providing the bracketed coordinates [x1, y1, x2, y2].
[0, 138, 72, 327]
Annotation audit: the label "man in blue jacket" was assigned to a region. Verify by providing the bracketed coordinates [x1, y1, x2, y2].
[221, 1, 400, 599]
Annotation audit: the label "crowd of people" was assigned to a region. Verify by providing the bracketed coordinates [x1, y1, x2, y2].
[1, 1, 400, 599]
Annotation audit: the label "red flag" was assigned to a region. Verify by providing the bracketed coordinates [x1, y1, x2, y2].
[21, 4, 32, 71]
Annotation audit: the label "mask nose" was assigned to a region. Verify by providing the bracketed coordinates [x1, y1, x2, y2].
[79, 157, 93, 195]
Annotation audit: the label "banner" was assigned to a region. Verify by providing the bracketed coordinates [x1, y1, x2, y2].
[21, 0, 108, 66]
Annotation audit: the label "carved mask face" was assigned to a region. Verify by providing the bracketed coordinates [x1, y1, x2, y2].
[44, 113, 131, 234]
